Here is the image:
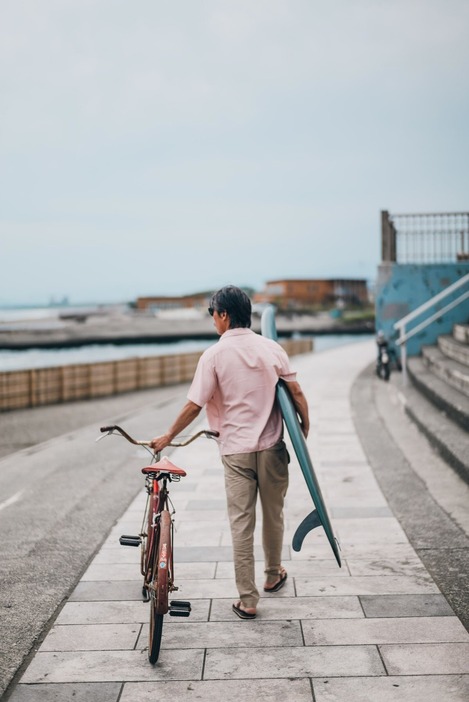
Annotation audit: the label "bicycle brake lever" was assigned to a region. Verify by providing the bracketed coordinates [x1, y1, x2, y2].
[95, 432, 111, 442]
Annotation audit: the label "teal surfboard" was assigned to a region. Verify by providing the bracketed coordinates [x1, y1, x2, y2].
[261, 307, 341, 567]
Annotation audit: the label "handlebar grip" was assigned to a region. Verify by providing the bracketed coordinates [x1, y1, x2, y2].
[100, 425, 116, 432]
[206, 430, 220, 438]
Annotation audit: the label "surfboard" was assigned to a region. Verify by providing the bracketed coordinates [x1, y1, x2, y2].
[261, 307, 341, 567]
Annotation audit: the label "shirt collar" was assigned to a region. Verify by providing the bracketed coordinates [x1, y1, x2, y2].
[220, 328, 254, 340]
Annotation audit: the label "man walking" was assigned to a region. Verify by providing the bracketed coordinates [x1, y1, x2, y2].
[150, 285, 309, 619]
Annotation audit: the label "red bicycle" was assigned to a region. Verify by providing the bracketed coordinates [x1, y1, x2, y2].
[98, 425, 218, 663]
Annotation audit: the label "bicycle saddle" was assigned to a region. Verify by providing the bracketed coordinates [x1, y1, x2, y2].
[141, 456, 187, 476]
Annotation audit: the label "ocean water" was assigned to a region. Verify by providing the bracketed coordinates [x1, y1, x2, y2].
[0, 303, 374, 371]
[0, 340, 215, 371]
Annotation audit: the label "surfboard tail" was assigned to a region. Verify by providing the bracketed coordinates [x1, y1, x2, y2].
[292, 509, 342, 567]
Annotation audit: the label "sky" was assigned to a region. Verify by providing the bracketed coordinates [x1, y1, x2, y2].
[1, 0, 468, 305]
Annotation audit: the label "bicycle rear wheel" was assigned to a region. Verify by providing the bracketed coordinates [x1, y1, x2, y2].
[148, 608, 164, 664]
[148, 510, 171, 664]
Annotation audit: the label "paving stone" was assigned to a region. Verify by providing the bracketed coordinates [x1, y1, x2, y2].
[173, 524, 224, 547]
[204, 645, 385, 679]
[320, 460, 370, 467]
[57, 599, 210, 624]
[346, 557, 428, 577]
[176, 510, 228, 523]
[21, 649, 205, 683]
[330, 506, 393, 518]
[290, 545, 341, 561]
[209, 596, 364, 621]
[8, 683, 122, 702]
[360, 594, 455, 618]
[215, 559, 349, 579]
[83, 559, 216, 579]
[330, 543, 422, 560]
[174, 545, 291, 562]
[171, 574, 294, 599]
[81, 564, 141, 582]
[302, 616, 469, 646]
[39, 624, 141, 651]
[70, 581, 148, 602]
[334, 518, 408, 542]
[186, 499, 226, 510]
[296, 575, 438, 597]
[312, 675, 469, 702]
[93, 548, 141, 565]
[166, 578, 239, 599]
[120, 678, 313, 702]
[380, 643, 469, 675]
[138, 619, 303, 649]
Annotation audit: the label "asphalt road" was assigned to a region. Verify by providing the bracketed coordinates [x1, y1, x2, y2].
[0, 384, 191, 697]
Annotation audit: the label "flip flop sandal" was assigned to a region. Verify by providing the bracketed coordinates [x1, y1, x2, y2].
[263, 571, 288, 593]
[232, 602, 256, 619]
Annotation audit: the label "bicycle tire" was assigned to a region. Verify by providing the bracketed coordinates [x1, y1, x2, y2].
[141, 481, 158, 578]
[148, 606, 164, 664]
[148, 510, 171, 663]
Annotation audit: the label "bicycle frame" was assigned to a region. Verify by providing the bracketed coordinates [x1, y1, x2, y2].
[141, 472, 175, 608]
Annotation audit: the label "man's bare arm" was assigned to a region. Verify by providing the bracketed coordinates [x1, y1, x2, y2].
[285, 380, 310, 438]
[150, 400, 202, 452]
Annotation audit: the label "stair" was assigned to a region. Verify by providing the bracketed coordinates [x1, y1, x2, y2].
[405, 323, 469, 484]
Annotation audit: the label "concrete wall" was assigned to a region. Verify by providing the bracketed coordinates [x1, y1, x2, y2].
[375, 263, 469, 356]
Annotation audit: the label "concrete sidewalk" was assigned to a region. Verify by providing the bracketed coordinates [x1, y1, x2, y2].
[7, 341, 469, 701]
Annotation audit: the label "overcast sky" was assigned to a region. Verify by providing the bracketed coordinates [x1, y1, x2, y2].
[1, 0, 468, 305]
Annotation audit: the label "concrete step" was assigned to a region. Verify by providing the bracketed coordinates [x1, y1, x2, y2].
[438, 334, 469, 367]
[454, 324, 469, 345]
[405, 358, 469, 484]
[421, 345, 469, 398]
[407, 356, 469, 432]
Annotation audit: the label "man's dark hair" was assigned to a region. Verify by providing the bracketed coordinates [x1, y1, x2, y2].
[210, 285, 252, 329]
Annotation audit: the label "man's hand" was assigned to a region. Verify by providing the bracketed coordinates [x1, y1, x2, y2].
[149, 433, 172, 452]
[300, 418, 310, 439]
[149, 400, 202, 454]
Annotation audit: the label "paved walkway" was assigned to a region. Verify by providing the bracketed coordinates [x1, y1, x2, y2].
[8, 341, 469, 701]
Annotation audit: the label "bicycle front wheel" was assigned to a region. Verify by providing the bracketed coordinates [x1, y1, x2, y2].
[148, 510, 171, 664]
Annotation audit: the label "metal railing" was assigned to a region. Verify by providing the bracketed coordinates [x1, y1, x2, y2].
[394, 273, 469, 384]
[382, 210, 469, 264]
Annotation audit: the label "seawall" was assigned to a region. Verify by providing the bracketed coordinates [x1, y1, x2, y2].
[0, 338, 312, 412]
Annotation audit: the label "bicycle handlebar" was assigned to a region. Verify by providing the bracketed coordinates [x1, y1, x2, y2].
[99, 424, 219, 447]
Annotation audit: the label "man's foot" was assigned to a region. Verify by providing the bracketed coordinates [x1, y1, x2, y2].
[232, 601, 257, 619]
[263, 568, 288, 593]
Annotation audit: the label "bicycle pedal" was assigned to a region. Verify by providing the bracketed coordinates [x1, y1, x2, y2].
[169, 600, 191, 617]
[119, 535, 142, 547]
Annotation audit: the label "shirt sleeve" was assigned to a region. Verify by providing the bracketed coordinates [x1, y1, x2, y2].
[276, 345, 297, 383]
[187, 350, 218, 407]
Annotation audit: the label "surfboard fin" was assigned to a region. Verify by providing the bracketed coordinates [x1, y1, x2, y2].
[292, 510, 322, 552]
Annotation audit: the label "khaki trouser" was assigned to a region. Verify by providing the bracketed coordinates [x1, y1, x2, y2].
[222, 440, 289, 608]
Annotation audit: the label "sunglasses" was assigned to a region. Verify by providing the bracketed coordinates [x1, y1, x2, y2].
[208, 307, 225, 317]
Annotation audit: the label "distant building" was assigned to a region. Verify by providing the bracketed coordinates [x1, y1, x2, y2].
[136, 291, 213, 311]
[254, 279, 369, 309]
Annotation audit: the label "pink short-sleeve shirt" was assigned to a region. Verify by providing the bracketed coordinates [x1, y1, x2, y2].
[187, 328, 296, 455]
